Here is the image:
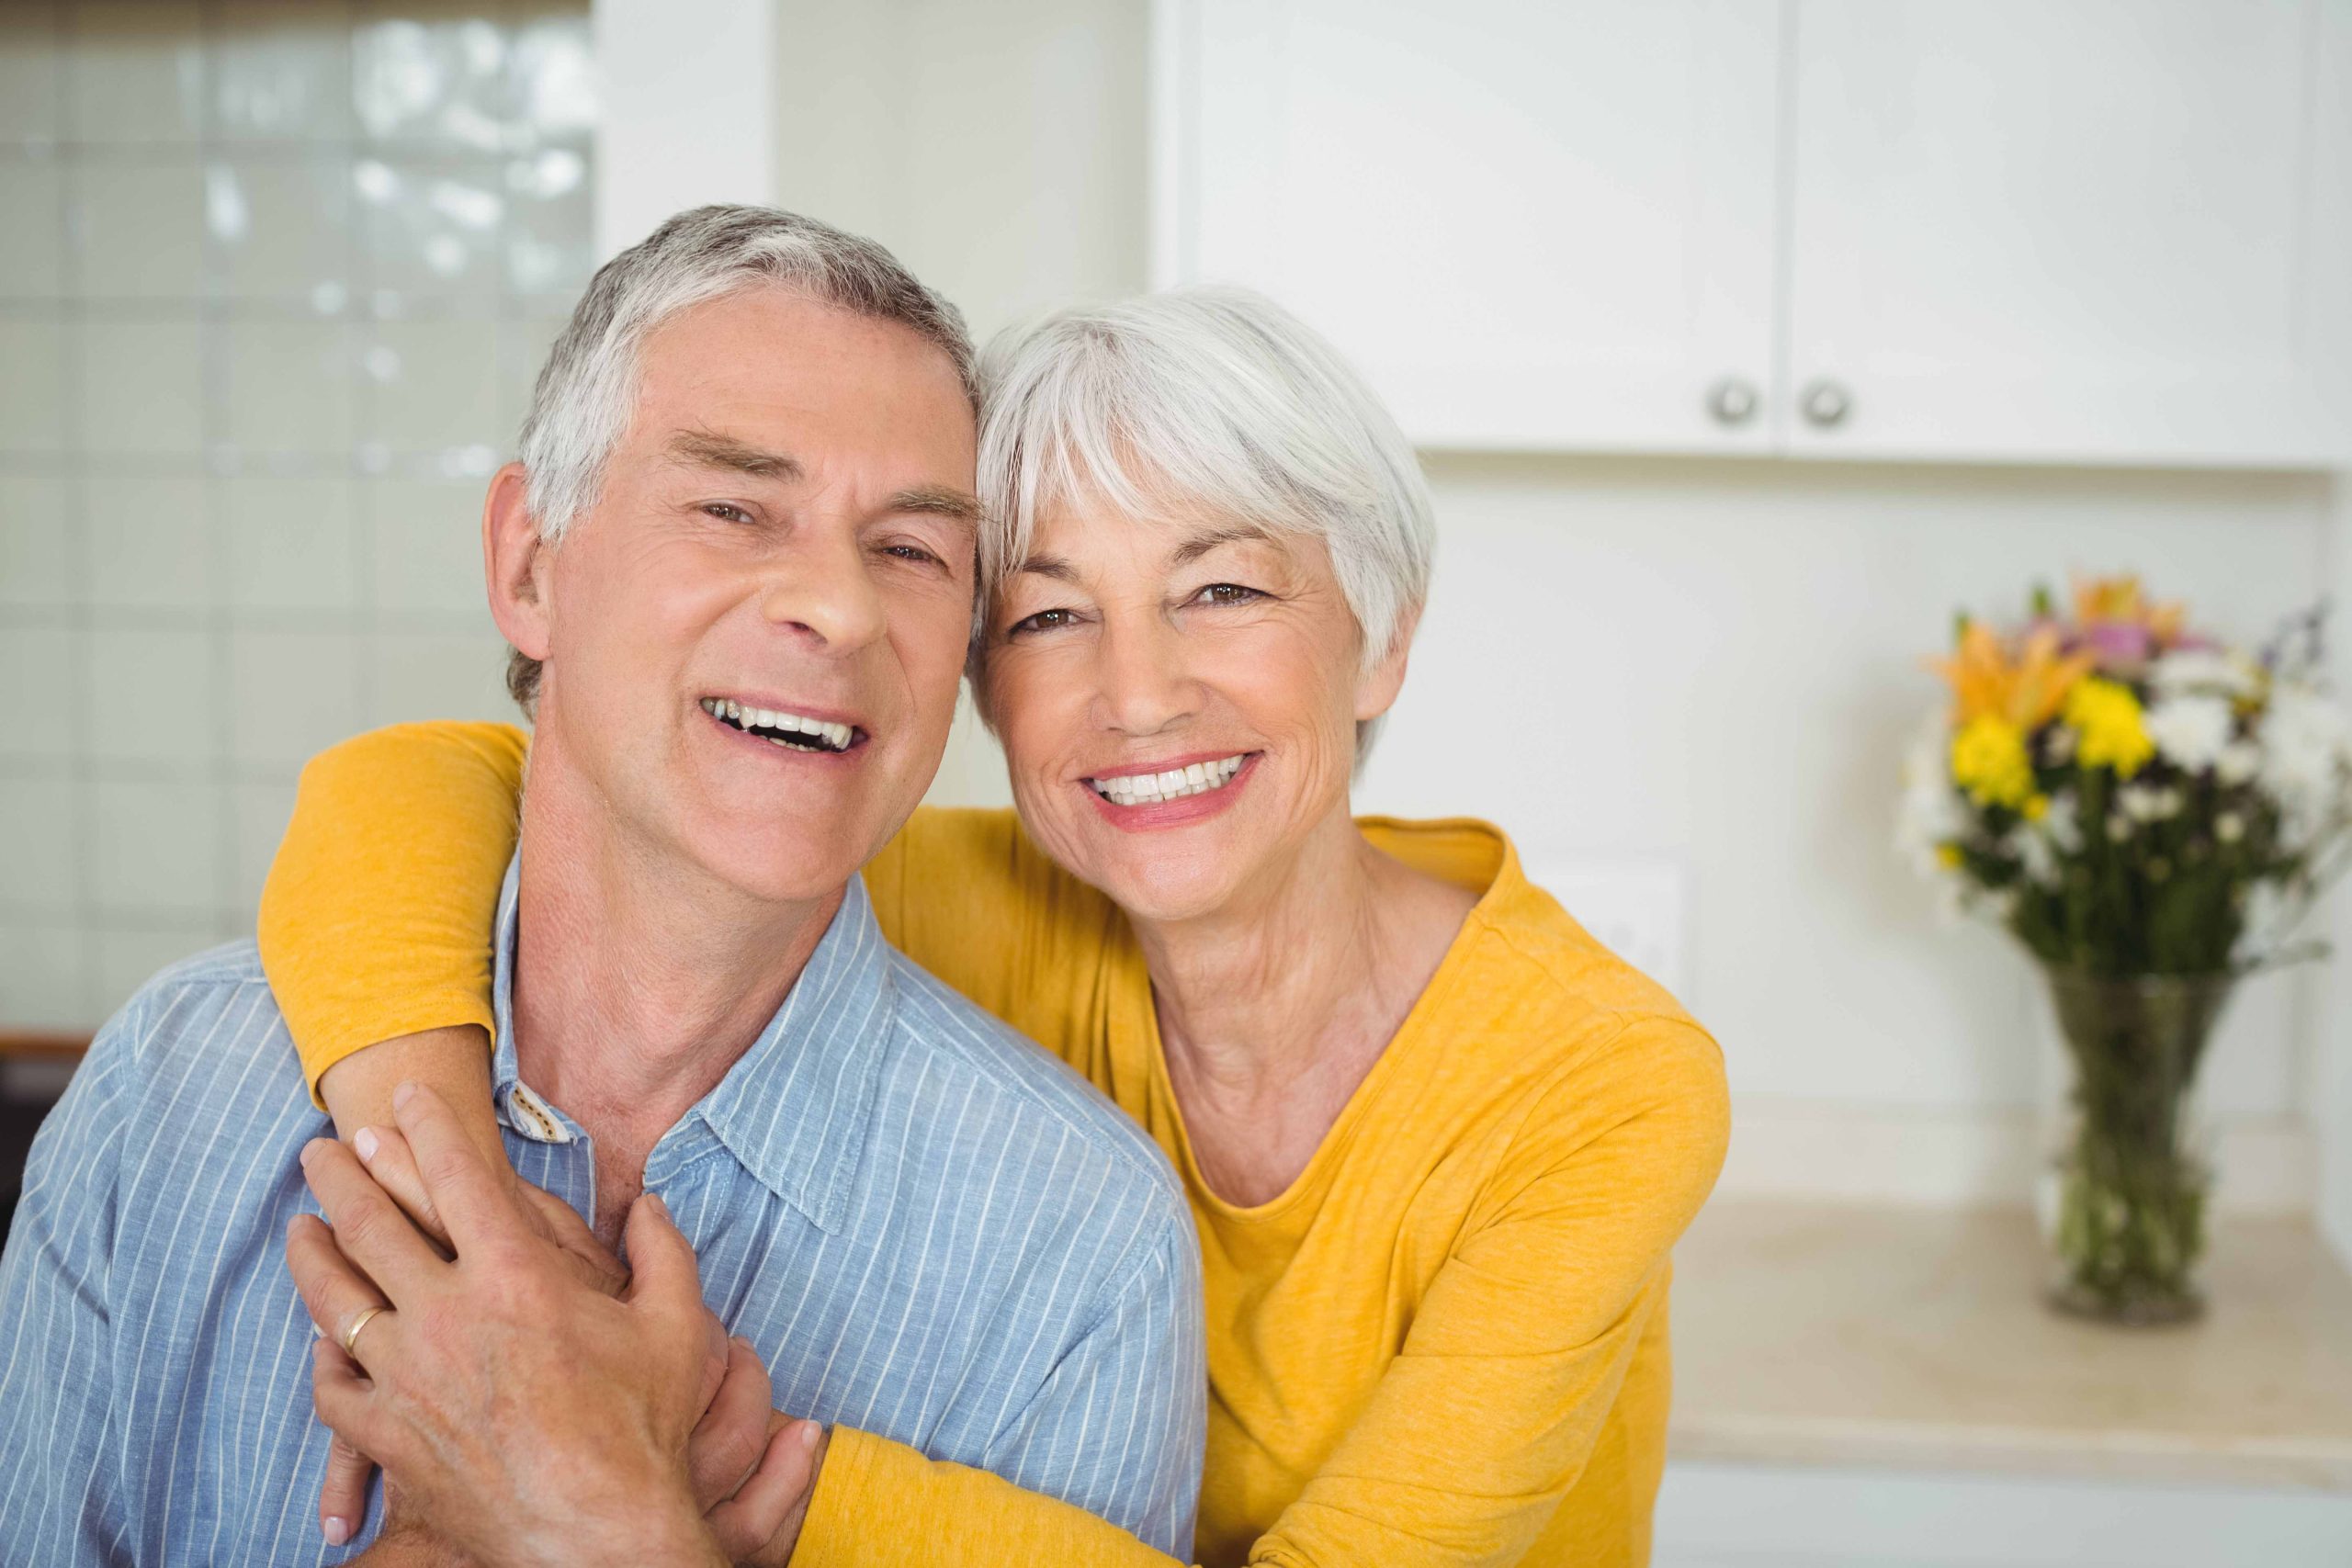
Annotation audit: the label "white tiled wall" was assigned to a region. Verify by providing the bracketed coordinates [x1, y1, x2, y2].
[0, 1, 594, 1033]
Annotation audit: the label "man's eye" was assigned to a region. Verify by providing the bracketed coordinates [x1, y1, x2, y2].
[1008, 607, 1079, 637]
[702, 502, 754, 525]
[882, 543, 943, 567]
[1195, 582, 1262, 607]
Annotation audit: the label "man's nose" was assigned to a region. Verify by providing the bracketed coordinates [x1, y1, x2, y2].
[1092, 617, 1198, 738]
[757, 535, 887, 655]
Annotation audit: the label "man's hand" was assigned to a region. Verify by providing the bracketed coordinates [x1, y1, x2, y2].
[313, 1120, 636, 1543]
[285, 1081, 742, 1568]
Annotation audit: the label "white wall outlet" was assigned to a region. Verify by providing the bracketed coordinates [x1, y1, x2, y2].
[1517, 854, 1690, 999]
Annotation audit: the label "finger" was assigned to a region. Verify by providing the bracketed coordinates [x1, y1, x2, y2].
[300, 1139, 447, 1300]
[311, 1336, 397, 1473]
[620, 1192, 707, 1332]
[707, 1420, 824, 1563]
[515, 1183, 630, 1297]
[350, 1125, 450, 1255]
[391, 1082, 529, 1254]
[285, 1214, 401, 1365]
[686, 1337, 774, 1511]
[695, 1310, 729, 1416]
[317, 1431, 378, 1548]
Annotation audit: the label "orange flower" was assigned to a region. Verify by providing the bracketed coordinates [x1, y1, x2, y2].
[1930, 620, 2094, 729]
[2071, 573, 2186, 646]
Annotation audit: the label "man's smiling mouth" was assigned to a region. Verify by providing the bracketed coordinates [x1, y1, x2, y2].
[700, 697, 858, 754]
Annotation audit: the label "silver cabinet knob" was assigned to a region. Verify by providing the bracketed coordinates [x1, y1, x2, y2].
[1706, 377, 1760, 427]
[1800, 378, 1852, 428]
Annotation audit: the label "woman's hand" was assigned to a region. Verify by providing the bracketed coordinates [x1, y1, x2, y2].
[284, 1082, 819, 1568]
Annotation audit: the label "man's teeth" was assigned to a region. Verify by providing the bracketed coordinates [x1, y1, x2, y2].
[1089, 755, 1248, 807]
[700, 697, 854, 751]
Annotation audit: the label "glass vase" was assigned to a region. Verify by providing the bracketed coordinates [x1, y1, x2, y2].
[2037, 966, 2232, 1325]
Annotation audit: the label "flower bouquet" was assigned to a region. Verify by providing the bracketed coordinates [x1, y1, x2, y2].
[1897, 576, 2352, 1322]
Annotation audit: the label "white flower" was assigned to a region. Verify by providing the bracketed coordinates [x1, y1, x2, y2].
[2151, 649, 2262, 700]
[2120, 784, 2166, 822]
[2042, 793, 2083, 853]
[2143, 694, 2234, 773]
[2257, 683, 2352, 852]
[1894, 719, 1972, 878]
[2216, 740, 2262, 785]
[2013, 822, 2060, 887]
[2217, 812, 2245, 843]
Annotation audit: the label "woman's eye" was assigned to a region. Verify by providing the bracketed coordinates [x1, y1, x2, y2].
[702, 502, 754, 525]
[1008, 607, 1079, 637]
[1194, 582, 1263, 607]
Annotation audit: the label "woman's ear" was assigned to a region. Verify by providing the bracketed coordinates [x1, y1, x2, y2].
[1353, 603, 1421, 723]
[482, 464, 554, 663]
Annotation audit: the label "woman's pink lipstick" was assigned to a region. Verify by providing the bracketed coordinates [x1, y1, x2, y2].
[1080, 752, 1261, 832]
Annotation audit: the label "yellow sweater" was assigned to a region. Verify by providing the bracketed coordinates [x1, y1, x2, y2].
[259, 722, 1731, 1568]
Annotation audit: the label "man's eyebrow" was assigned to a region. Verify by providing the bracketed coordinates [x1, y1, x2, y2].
[886, 484, 985, 524]
[666, 431, 803, 479]
[1168, 523, 1277, 568]
[1015, 552, 1080, 582]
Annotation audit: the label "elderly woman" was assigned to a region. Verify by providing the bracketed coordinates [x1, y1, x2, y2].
[257, 288, 1728, 1567]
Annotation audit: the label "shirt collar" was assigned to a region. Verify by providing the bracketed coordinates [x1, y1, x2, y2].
[488, 854, 897, 1234]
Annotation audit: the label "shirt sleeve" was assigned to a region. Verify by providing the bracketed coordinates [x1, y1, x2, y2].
[255, 720, 529, 1101]
[0, 1003, 137, 1565]
[1248, 1016, 1730, 1568]
[796, 1205, 1209, 1568]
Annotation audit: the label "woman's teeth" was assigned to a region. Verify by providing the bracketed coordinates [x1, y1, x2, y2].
[1089, 755, 1248, 807]
[702, 697, 854, 753]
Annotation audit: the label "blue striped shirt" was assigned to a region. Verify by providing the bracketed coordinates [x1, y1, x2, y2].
[0, 862, 1206, 1564]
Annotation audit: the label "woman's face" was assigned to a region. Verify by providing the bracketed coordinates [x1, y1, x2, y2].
[980, 495, 1411, 924]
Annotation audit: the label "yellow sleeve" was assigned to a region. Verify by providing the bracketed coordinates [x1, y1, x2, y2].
[796, 1428, 1188, 1568]
[1251, 1017, 1730, 1568]
[256, 721, 528, 1102]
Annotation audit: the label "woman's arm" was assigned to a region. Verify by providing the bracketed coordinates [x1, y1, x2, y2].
[792, 1019, 1729, 1568]
[257, 721, 528, 1145]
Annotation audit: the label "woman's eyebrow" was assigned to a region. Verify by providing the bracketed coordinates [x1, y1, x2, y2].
[1167, 523, 1276, 567]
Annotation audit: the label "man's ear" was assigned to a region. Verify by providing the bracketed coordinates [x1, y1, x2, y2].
[482, 464, 554, 662]
[1353, 602, 1421, 724]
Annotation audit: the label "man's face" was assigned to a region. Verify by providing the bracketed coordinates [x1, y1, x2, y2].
[526, 288, 978, 906]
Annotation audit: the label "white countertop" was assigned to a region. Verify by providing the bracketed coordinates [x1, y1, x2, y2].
[1668, 1201, 2352, 1492]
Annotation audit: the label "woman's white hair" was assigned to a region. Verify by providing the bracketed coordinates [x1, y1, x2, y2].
[974, 288, 1435, 751]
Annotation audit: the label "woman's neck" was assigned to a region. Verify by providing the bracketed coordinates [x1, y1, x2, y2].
[1134, 811, 1478, 1205]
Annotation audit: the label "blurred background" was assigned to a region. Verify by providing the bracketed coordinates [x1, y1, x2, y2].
[2, 2, 2349, 1562]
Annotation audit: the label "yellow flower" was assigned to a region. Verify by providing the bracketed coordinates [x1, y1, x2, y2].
[2063, 677, 2154, 777]
[1935, 842, 1965, 870]
[1951, 713, 2035, 809]
[1930, 621, 2093, 729]
[2021, 794, 2049, 822]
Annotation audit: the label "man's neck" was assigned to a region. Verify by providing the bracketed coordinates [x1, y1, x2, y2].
[508, 734, 843, 1216]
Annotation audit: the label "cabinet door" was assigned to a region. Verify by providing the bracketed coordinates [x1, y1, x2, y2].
[1784, 0, 2346, 467]
[1155, 0, 1783, 453]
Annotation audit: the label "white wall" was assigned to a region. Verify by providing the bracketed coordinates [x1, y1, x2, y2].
[633, 0, 2343, 1218]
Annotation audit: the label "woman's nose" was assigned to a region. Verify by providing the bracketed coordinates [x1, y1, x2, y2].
[1093, 619, 1196, 737]
[757, 537, 887, 655]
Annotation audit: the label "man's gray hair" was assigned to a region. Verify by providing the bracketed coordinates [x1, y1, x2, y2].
[974, 287, 1434, 757]
[505, 205, 974, 712]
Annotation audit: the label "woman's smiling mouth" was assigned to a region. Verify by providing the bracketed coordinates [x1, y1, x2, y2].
[1085, 752, 1257, 807]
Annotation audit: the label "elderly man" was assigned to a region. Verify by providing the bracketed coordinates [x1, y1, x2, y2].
[0, 207, 1204, 1566]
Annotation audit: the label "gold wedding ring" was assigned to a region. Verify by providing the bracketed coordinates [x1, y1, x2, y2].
[341, 1304, 389, 1359]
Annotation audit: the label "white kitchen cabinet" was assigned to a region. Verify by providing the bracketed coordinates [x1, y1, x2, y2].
[1153, 0, 2352, 468]
[1153, 0, 1784, 454]
[1784, 1, 2342, 465]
